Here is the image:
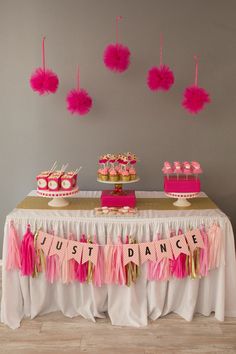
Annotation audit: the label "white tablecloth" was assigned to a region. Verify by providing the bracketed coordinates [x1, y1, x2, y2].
[1, 191, 236, 329]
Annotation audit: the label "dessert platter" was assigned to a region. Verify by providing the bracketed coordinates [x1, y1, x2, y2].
[36, 162, 80, 207]
[97, 152, 140, 207]
[162, 161, 202, 207]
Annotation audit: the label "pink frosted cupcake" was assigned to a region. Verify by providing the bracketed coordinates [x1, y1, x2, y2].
[100, 168, 109, 181]
[121, 169, 130, 181]
[129, 167, 137, 180]
[191, 161, 202, 175]
[183, 161, 192, 175]
[109, 168, 119, 182]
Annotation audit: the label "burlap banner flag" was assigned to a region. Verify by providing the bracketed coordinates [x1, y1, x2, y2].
[48, 235, 68, 263]
[37, 231, 53, 256]
[139, 242, 156, 264]
[67, 240, 83, 263]
[169, 234, 190, 258]
[155, 239, 173, 261]
[185, 229, 205, 252]
[123, 243, 140, 266]
[82, 243, 99, 265]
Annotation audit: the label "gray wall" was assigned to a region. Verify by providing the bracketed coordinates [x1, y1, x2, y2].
[0, 0, 236, 256]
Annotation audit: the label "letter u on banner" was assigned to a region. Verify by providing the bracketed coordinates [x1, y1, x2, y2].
[139, 242, 156, 264]
[155, 239, 173, 262]
[67, 240, 83, 263]
[185, 229, 204, 252]
[169, 234, 190, 259]
[82, 243, 98, 266]
[123, 243, 140, 266]
[48, 236, 68, 263]
[37, 231, 53, 256]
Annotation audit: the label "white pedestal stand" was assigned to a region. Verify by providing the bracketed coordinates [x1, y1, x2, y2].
[166, 192, 199, 207]
[97, 177, 140, 194]
[37, 187, 79, 207]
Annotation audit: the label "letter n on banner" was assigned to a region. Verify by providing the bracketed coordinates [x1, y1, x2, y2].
[139, 242, 156, 264]
[48, 236, 68, 263]
[169, 234, 190, 259]
[67, 240, 83, 263]
[123, 243, 140, 266]
[155, 239, 173, 262]
[37, 231, 53, 256]
[82, 243, 98, 266]
[185, 229, 204, 252]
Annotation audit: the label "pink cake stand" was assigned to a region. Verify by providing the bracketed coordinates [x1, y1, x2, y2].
[97, 178, 140, 195]
[37, 187, 79, 207]
[165, 191, 199, 207]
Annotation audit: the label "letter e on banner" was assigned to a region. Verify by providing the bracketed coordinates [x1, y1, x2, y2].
[169, 234, 190, 258]
[48, 236, 68, 263]
[123, 243, 140, 266]
[155, 239, 173, 261]
[82, 243, 99, 266]
[67, 240, 83, 263]
[139, 242, 156, 264]
[37, 231, 53, 256]
[185, 229, 205, 252]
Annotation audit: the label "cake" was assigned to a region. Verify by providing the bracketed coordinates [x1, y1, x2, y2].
[162, 161, 202, 194]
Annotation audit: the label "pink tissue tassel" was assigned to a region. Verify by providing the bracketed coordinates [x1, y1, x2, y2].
[61, 234, 76, 284]
[207, 224, 224, 270]
[171, 229, 188, 279]
[199, 226, 209, 277]
[93, 235, 104, 287]
[104, 237, 115, 284]
[147, 234, 170, 281]
[46, 230, 60, 284]
[74, 235, 88, 283]
[20, 224, 36, 276]
[6, 222, 21, 271]
[114, 236, 126, 285]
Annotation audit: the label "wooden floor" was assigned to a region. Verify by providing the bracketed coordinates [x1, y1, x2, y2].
[1, 269, 236, 354]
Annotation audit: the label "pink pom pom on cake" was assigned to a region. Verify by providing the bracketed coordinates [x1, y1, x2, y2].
[30, 67, 59, 95]
[103, 43, 130, 73]
[147, 65, 175, 91]
[66, 89, 92, 115]
[182, 86, 210, 114]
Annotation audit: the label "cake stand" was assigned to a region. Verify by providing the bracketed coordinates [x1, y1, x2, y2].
[97, 178, 140, 194]
[165, 191, 199, 207]
[37, 187, 79, 207]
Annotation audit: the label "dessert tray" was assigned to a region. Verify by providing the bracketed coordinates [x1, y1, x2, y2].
[37, 187, 79, 207]
[94, 206, 138, 217]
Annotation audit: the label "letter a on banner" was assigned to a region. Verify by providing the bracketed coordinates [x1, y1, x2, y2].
[185, 229, 204, 252]
[37, 231, 53, 256]
[123, 243, 140, 266]
[67, 240, 83, 263]
[82, 243, 99, 266]
[48, 236, 68, 263]
[169, 234, 190, 258]
[155, 239, 173, 261]
[139, 242, 156, 264]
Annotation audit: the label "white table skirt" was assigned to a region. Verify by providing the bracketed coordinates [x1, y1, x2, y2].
[1, 191, 236, 329]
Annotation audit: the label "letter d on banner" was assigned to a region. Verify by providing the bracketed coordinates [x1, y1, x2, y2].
[123, 243, 140, 266]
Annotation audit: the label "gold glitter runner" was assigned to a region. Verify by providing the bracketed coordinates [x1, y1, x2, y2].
[16, 196, 218, 211]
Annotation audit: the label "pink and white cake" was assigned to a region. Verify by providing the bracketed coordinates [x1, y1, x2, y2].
[162, 161, 202, 194]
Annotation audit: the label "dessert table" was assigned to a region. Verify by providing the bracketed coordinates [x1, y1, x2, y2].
[1, 191, 236, 329]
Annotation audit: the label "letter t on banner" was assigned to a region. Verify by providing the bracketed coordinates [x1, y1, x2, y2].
[185, 229, 205, 252]
[82, 243, 99, 266]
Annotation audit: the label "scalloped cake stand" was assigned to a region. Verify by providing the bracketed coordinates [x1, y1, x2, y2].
[165, 191, 199, 207]
[97, 177, 140, 194]
[37, 187, 79, 207]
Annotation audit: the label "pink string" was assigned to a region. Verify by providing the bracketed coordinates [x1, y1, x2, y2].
[77, 64, 80, 91]
[42, 36, 46, 72]
[194, 55, 199, 86]
[116, 16, 123, 44]
[160, 33, 163, 66]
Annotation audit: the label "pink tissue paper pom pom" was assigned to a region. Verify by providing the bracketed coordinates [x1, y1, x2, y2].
[103, 43, 130, 73]
[30, 67, 59, 95]
[182, 86, 210, 114]
[66, 89, 93, 115]
[147, 65, 175, 91]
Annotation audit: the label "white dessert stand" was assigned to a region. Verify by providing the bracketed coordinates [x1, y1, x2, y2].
[165, 192, 199, 207]
[97, 178, 140, 194]
[37, 187, 79, 207]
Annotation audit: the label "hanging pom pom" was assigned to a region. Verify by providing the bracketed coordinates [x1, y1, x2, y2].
[182, 86, 210, 114]
[30, 68, 59, 95]
[20, 225, 36, 276]
[103, 43, 130, 73]
[182, 55, 210, 114]
[6, 222, 21, 271]
[30, 37, 59, 95]
[147, 65, 175, 91]
[66, 89, 92, 115]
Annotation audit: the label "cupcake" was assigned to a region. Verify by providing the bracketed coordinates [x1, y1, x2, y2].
[100, 168, 109, 181]
[121, 169, 130, 181]
[109, 168, 119, 182]
[129, 167, 137, 180]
